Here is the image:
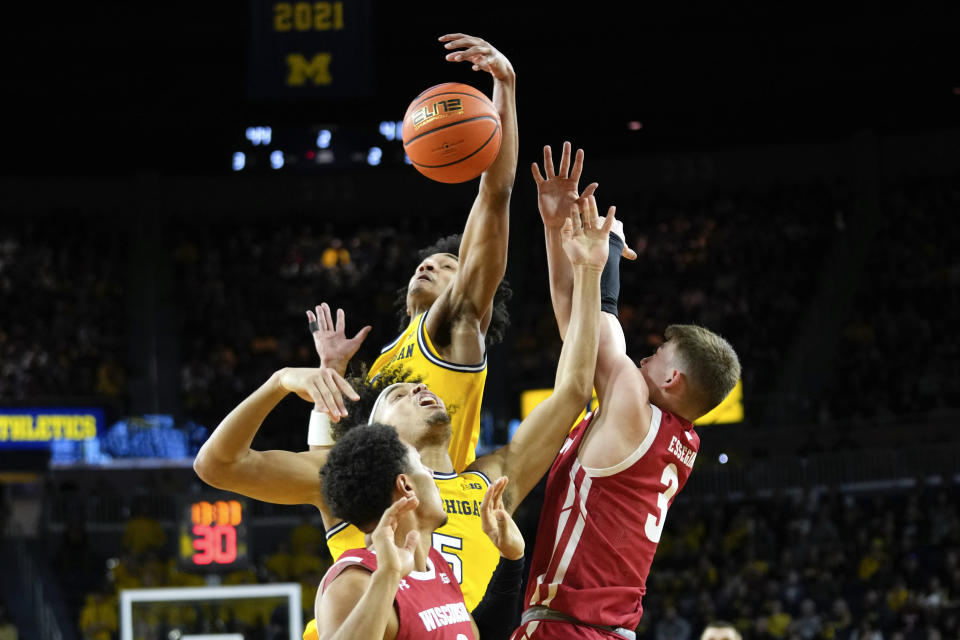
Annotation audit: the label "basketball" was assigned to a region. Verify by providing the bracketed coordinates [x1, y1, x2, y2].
[402, 82, 502, 183]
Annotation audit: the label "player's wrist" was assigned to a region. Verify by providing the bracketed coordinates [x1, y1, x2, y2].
[307, 410, 335, 446]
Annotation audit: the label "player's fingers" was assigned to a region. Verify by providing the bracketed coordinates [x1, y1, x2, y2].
[403, 530, 420, 553]
[320, 369, 348, 417]
[333, 371, 360, 402]
[560, 215, 574, 240]
[350, 325, 372, 347]
[581, 182, 599, 199]
[531, 162, 545, 185]
[321, 303, 335, 331]
[623, 245, 639, 260]
[335, 307, 346, 333]
[601, 206, 617, 233]
[312, 378, 339, 420]
[306, 310, 319, 334]
[382, 495, 418, 526]
[543, 145, 555, 177]
[570, 147, 584, 183]
[558, 141, 572, 178]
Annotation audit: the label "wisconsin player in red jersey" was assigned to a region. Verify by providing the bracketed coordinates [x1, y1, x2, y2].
[315, 423, 524, 640]
[514, 145, 741, 639]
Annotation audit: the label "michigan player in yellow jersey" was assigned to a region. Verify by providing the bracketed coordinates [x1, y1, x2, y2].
[194, 195, 616, 639]
[305, 31, 517, 474]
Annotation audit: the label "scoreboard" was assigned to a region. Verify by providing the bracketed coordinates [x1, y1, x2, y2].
[247, 0, 372, 99]
[178, 496, 251, 572]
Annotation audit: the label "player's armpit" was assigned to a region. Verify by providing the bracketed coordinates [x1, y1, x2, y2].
[315, 566, 399, 640]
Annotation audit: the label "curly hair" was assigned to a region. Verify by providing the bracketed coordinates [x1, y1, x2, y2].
[329, 364, 415, 442]
[393, 233, 513, 347]
[320, 423, 410, 532]
[330, 364, 457, 443]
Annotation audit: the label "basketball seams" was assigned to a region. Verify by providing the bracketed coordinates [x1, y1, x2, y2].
[408, 124, 501, 170]
[402, 115, 499, 148]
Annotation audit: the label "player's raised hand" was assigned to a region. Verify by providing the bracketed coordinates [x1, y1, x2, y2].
[439, 33, 514, 82]
[307, 302, 372, 375]
[370, 495, 420, 579]
[277, 367, 359, 422]
[596, 216, 639, 261]
[532, 142, 599, 230]
[560, 195, 616, 270]
[480, 477, 524, 560]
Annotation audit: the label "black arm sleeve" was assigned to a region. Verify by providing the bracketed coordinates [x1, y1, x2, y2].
[471, 556, 525, 640]
[601, 233, 624, 316]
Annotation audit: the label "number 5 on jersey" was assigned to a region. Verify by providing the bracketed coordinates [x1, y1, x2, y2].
[432, 532, 463, 583]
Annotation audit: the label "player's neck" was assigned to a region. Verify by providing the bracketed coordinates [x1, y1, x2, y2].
[419, 444, 455, 475]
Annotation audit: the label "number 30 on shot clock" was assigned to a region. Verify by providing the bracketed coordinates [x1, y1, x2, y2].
[179, 496, 251, 571]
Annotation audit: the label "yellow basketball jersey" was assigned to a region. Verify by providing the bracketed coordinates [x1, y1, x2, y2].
[319, 470, 499, 617]
[368, 310, 486, 472]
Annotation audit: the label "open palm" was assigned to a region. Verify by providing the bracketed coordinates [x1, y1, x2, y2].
[532, 142, 597, 230]
[561, 195, 615, 270]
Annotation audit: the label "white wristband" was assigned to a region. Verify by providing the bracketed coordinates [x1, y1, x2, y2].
[307, 410, 335, 446]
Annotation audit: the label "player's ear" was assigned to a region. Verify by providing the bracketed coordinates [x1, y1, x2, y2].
[663, 369, 683, 389]
[395, 473, 415, 497]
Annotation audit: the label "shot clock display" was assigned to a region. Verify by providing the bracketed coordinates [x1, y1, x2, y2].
[178, 496, 251, 571]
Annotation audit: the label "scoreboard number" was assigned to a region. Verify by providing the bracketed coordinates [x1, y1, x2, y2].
[179, 497, 251, 571]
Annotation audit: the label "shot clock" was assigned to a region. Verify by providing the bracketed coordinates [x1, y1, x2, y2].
[178, 496, 251, 571]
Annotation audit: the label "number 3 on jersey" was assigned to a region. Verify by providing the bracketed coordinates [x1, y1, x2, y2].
[432, 532, 463, 583]
[644, 463, 679, 543]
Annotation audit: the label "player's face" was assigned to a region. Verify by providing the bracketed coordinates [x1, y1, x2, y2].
[406, 253, 459, 311]
[403, 443, 447, 527]
[639, 341, 677, 392]
[374, 382, 452, 446]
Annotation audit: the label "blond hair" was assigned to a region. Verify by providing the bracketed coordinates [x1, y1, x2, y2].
[665, 324, 740, 418]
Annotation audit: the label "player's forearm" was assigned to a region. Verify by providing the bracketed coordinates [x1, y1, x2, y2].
[479, 72, 518, 197]
[554, 264, 601, 399]
[321, 570, 402, 640]
[545, 227, 574, 338]
[195, 370, 287, 471]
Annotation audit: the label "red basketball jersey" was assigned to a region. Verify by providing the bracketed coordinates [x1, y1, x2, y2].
[522, 405, 699, 631]
[321, 546, 476, 640]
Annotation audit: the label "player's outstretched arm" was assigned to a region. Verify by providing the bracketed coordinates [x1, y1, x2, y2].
[427, 34, 517, 359]
[469, 198, 611, 511]
[534, 142, 597, 339]
[193, 367, 357, 519]
[315, 497, 420, 640]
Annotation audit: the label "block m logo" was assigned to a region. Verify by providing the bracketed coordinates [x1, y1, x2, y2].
[285, 53, 332, 86]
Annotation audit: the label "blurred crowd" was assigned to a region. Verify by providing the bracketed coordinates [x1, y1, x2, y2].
[54, 477, 959, 640]
[0, 217, 126, 402]
[5, 173, 956, 439]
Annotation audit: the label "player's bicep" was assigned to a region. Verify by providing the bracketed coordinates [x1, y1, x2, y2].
[595, 313, 628, 392]
[203, 448, 328, 511]
[315, 567, 382, 640]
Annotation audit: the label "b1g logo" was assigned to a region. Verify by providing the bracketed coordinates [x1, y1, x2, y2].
[412, 98, 463, 128]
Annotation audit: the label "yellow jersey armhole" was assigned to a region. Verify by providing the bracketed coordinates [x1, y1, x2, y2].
[416, 309, 487, 373]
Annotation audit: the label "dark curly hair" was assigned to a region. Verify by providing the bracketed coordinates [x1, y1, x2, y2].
[329, 364, 419, 442]
[393, 233, 513, 347]
[320, 423, 411, 532]
[330, 364, 458, 443]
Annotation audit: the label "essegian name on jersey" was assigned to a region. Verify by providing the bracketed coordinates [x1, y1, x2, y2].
[418, 601, 471, 631]
[667, 435, 697, 468]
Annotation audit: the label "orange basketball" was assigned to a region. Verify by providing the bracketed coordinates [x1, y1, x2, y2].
[402, 82, 502, 183]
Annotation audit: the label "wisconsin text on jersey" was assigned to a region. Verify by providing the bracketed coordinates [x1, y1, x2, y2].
[667, 434, 697, 468]
[418, 602, 471, 632]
